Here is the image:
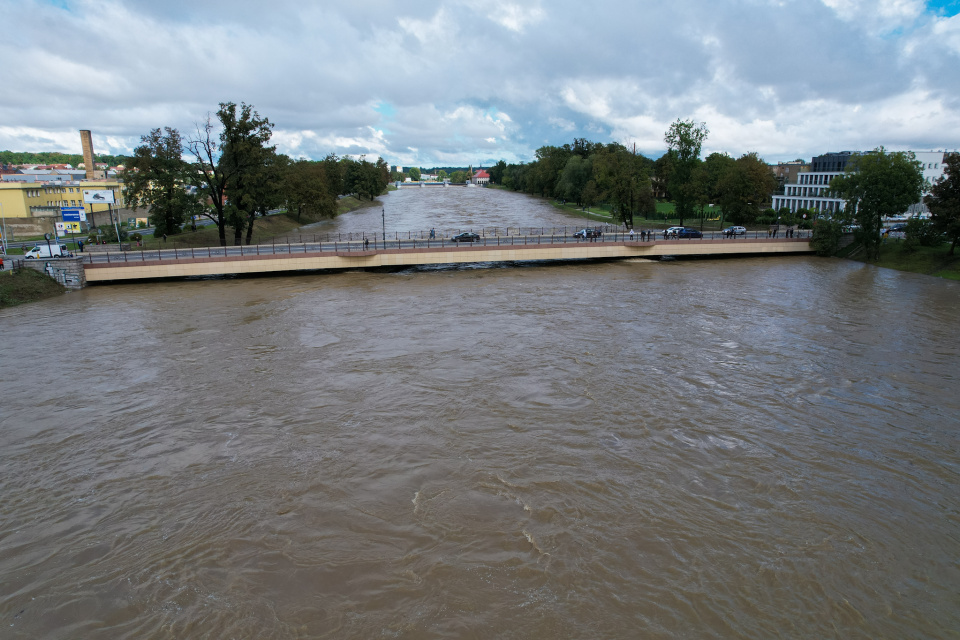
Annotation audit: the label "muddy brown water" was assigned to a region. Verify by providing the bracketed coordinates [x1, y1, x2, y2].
[1, 189, 959, 638]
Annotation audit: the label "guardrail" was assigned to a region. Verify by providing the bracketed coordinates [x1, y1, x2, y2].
[81, 228, 812, 265]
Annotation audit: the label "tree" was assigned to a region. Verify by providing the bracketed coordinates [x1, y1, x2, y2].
[592, 143, 654, 227]
[664, 119, 708, 226]
[716, 153, 777, 226]
[488, 160, 507, 185]
[830, 148, 925, 260]
[283, 158, 337, 223]
[218, 102, 277, 245]
[408, 166, 421, 181]
[124, 127, 203, 237]
[186, 102, 275, 246]
[924, 153, 960, 255]
[557, 155, 592, 206]
[691, 152, 735, 226]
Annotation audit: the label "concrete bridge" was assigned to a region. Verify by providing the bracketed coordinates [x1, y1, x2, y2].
[82, 234, 813, 283]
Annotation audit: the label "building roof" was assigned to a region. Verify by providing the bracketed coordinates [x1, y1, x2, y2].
[474, 170, 490, 178]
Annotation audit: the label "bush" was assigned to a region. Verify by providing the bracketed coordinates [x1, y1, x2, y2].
[811, 220, 843, 256]
[904, 218, 943, 250]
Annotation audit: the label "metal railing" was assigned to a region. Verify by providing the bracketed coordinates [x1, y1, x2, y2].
[82, 227, 813, 265]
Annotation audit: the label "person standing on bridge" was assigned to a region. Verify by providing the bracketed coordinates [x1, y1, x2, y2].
[364, 238, 370, 250]
[430, 228, 436, 239]
[629, 228, 635, 240]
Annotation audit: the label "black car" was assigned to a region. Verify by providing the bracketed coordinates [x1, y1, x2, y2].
[676, 228, 703, 239]
[451, 232, 481, 242]
[573, 228, 603, 239]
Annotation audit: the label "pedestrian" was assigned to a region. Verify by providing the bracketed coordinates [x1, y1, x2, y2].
[0, 256, 4, 271]
[162, 233, 167, 243]
[629, 228, 635, 240]
[78, 240, 84, 252]
[430, 228, 436, 239]
[364, 238, 369, 249]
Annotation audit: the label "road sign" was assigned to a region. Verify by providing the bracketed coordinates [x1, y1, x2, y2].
[83, 189, 115, 204]
[61, 207, 87, 222]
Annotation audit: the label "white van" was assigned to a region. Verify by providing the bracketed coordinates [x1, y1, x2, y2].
[24, 244, 70, 259]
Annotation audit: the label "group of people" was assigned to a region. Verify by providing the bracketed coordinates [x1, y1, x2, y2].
[628, 229, 656, 242]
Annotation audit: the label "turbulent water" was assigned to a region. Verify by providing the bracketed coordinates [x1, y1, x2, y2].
[1, 189, 959, 639]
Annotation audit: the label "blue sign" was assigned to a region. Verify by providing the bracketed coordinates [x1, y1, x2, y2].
[61, 207, 85, 222]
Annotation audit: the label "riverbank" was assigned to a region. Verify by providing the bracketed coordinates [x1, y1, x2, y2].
[849, 242, 960, 279]
[0, 268, 66, 308]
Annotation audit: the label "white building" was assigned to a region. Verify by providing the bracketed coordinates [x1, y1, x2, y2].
[771, 150, 952, 218]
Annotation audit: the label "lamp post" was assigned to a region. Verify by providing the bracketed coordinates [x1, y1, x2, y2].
[381, 207, 386, 250]
[0, 202, 6, 254]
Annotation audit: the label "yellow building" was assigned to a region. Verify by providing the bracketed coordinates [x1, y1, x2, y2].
[0, 178, 127, 238]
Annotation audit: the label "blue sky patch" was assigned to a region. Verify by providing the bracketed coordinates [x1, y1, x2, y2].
[927, 0, 960, 16]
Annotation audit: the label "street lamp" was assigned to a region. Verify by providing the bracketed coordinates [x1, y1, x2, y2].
[0, 202, 6, 254]
[381, 207, 386, 250]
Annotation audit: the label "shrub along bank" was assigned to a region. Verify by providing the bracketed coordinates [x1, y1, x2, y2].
[0, 267, 66, 308]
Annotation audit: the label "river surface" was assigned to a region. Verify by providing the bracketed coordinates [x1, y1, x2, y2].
[1, 189, 959, 639]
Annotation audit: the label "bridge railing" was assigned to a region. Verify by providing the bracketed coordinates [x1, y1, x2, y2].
[82, 228, 812, 265]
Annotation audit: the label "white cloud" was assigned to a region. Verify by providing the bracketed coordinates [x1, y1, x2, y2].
[1, 0, 958, 166]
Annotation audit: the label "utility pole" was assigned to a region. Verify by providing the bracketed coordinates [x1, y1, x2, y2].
[382, 207, 386, 250]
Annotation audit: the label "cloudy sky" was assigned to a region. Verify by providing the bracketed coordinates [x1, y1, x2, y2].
[2, 0, 960, 167]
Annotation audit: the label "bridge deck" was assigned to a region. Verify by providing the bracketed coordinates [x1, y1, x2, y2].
[83, 237, 813, 282]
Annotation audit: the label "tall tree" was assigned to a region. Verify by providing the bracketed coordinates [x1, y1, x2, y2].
[830, 148, 925, 260]
[557, 155, 593, 206]
[283, 159, 338, 223]
[488, 160, 507, 185]
[664, 119, 708, 226]
[924, 153, 960, 255]
[408, 166, 421, 181]
[218, 102, 276, 245]
[124, 127, 203, 236]
[592, 143, 655, 227]
[186, 102, 274, 246]
[692, 152, 736, 227]
[716, 153, 777, 226]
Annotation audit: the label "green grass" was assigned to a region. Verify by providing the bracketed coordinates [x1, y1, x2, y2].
[854, 240, 960, 279]
[0, 267, 66, 308]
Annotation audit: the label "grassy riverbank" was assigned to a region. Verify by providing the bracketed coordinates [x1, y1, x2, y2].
[849, 241, 960, 280]
[0, 268, 66, 308]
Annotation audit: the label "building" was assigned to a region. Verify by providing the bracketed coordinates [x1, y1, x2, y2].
[771, 150, 951, 218]
[0, 177, 127, 238]
[473, 169, 490, 185]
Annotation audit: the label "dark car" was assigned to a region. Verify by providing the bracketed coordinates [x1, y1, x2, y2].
[573, 228, 603, 239]
[676, 228, 703, 239]
[451, 232, 481, 242]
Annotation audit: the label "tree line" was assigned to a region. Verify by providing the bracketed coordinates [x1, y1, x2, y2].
[0, 150, 128, 168]
[489, 121, 778, 229]
[124, 102, 390, 246]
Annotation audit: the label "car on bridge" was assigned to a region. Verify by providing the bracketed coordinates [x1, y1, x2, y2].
[722, 226, 746, 237]
[676, 228, 703, 239]
[573, 228, 603, 239]
[451, 232, 481, 242]
[664, 226, 685, 238]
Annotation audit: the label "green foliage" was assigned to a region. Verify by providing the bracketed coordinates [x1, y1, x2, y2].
[283, 157, 338, 223]
[829, 148, 925, 260]
[924, 153, 960, 255]
[124, 127, 203, 237]
[902, 218, 943, 251]
[0, 150, 127, 169]
[811, 219, 844, 256]
[664, 119, 709, 225]
[408, 166, 421, 181]
[715, 152, 777, 226]
[488, 160, 507, 185]
[0, 267, 65, 308]
[101, 224, 130, 242]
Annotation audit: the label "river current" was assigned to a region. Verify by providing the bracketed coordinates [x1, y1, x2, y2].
[1, 188, 958, 638]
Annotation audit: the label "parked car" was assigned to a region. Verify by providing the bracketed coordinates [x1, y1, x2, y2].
[664, 226, 685, 238]
[883, 223, 907, 235]
[722, 226, 746, 237]
[573, 228, 603, 239]
[451, 232, 481, 242]
[676, 228, 703, 239]
[24, 244, 70, 259]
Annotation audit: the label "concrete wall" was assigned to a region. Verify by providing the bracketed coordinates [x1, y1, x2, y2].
[19, 256, 87, 290]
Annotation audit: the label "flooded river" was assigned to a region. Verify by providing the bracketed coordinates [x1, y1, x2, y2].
[1, 188, 959, 638]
